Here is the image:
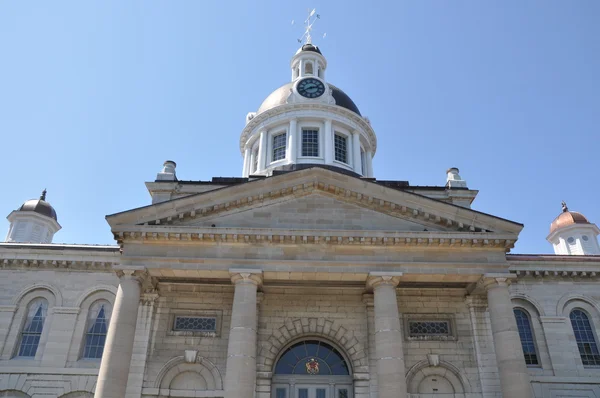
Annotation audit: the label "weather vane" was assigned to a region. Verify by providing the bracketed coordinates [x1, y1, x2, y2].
[292, 8, 325, 45]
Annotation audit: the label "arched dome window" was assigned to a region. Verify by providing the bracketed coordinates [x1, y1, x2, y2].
[17, 298, 48, 357]
[513, 308, 539, 365]
[274, 340, 349, 375]
[304, 61, 314, 76]
[82, 300, 112, 359]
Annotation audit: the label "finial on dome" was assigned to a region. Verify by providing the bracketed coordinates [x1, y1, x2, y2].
[561, 201, 568, 213]
[40, 189, 47, 201]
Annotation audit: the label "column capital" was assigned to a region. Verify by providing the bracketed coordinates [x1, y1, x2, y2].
[481, 273, 517, 290]
[367, 272, 403, 289]
[230, 268, 263, 286]
[115, 267, 148, 284]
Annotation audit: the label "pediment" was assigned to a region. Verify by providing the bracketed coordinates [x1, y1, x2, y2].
[107, 167, 522, 239]
[181, 192, 446, 232]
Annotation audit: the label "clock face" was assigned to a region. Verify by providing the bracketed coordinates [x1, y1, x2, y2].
[297, 78, 325, 98]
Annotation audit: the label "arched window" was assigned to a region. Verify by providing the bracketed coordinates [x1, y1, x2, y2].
[274, 340, 349, 375]
[570, 309, 600, 366]
[17, 298, 48, 357]
[82, 300, 112, 359]
[513, 308, 538, 365]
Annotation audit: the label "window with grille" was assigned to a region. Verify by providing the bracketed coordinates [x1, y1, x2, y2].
[83, 300, 112, 359]
[302, 129, 319, 157]
[570, 309, 600, 366]
[174, 316, 217, 332]
[272, 133, 287, 161]
[514, 309, 539, 365]
[408, 321, 451, 337]
[17, 298, 48, 357]
[334, 133, 347, 163]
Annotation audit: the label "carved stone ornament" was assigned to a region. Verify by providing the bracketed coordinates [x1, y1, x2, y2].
[366, 273, 403, 289]
[427, 354, 440, 367]
[230, 269, 263, 286]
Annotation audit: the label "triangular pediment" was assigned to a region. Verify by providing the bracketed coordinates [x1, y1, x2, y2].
[107, 167, 522, 239]
[181, 192, 446, 232]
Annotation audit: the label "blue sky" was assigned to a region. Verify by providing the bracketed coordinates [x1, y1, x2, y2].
[0, 1, 598, 253]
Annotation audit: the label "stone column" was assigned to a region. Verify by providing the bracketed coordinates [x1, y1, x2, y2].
[367, 273, 407, 398]
[483, 274, 532, 398]
[257, 130, 267, 171]
[96, 269, 144, 398]
[324, 119, 333, 163]
[224, 269, 262, 398]
[288, 119, 297, 163]
[352, 131, 363, 175]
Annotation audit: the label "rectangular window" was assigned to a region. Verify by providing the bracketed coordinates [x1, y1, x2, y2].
[174, 316, 217, 332]
[298, 389, 308, 398]
[334, 133, 347, 163]
[408, 321, 451, 337]
[338, 389, 349, 398]
[316, 389, 326, 398]
[361, 150, 366, 174]
[302, 129, 319, 157]
[272, 133, 287, 161]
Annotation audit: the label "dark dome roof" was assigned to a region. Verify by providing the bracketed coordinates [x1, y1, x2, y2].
[296, 44, 322, 55]
[18, 190, 57, 221]
[257, 82, 361, 116]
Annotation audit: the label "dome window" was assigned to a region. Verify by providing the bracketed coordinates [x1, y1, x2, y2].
[567, 237, 575, 244]
[272, 133, 287, 162]
[334, 133, 348, 164]
[301, 129, 319, 157]
[582, 235, 589, 241]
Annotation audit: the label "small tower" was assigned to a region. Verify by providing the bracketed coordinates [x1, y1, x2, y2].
[5, 190, 61, 244]
[547, 202, 600, 255]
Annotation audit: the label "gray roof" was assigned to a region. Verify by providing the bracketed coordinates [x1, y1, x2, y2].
[257, 82, 361, 116]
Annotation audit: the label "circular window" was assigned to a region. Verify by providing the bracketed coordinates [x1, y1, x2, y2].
[567, 237, 575, 244]
[582, 235, 589, 241]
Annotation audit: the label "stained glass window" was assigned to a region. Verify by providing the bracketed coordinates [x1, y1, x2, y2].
[408, 321, 450, 336]
[514, 309, 539, 365]
[570, 309, 600, 366]
[274, 340, 349, 375]
[17, 298, 48, 357]
[83, 300, 112, 359]
[273, 133, 287, 161]
[302, 129, 319, 157]
[334, 134, 347, 163]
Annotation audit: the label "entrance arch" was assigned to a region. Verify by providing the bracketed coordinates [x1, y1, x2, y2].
[272, 339, 353, 398]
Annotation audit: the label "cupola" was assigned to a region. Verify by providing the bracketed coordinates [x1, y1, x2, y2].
[5, 190, 61, 243]
[240, 32, 376, 178]
[546, 202, 600, 255]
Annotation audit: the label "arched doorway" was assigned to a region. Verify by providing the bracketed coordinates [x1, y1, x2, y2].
[271, 339, 353, 398]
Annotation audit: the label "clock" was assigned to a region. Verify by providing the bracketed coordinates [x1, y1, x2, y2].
[297, 78, 325, 98]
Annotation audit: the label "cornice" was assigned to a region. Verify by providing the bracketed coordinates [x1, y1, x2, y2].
[112, 226, 515, 250]
[125, 180, 500, 236]
[239, 103, 377, 154]
[0, 258, 117, 272]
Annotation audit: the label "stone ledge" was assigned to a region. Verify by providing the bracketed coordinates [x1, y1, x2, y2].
[0, 367, 99, 375]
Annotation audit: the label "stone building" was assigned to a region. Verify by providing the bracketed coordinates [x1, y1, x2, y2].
[1, 41, 600, 398]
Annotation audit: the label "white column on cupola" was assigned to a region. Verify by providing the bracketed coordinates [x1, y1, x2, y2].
[256, 130, 267, 172]
[288, 119, 297, 163]
[324, 119, 333, 164]
[352, 131, 362, 175]
[242, 148, 251, 177]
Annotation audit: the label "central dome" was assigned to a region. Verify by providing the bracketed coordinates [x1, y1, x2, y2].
[257, 82, 361, 116]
